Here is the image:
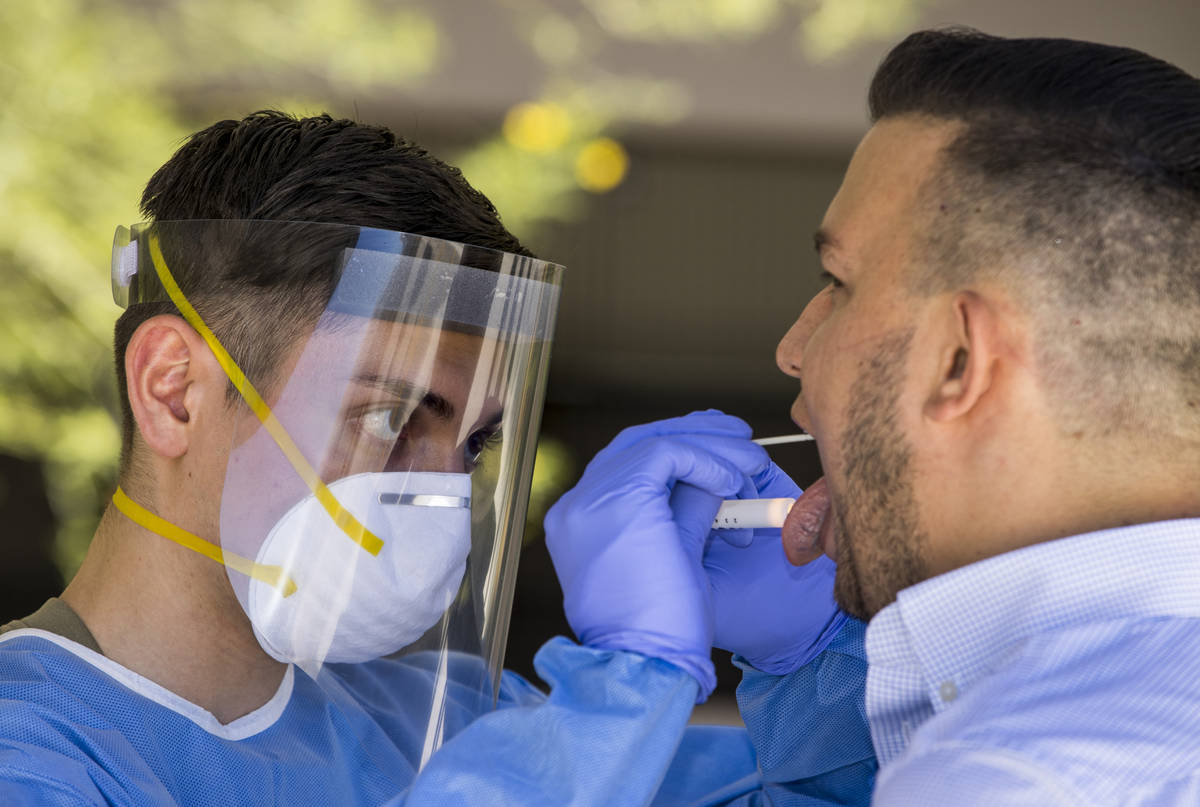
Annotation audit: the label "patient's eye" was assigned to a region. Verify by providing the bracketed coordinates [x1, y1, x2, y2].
[819, 270, 844, 289]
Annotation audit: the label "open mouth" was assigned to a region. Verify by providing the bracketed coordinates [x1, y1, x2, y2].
[781, 476, 835, 565]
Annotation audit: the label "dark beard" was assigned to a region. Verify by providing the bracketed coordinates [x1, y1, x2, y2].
[832, 328, 929, 621]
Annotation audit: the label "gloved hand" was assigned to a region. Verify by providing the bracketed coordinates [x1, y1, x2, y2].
[670, 463, 848, 676]
[544, 411, 770, 701]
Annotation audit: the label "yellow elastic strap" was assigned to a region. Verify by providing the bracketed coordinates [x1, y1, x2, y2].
[113, 487, 297, 598]
[146, 233, 383, 556]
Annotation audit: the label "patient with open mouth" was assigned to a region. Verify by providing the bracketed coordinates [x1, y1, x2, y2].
[546, 27, 1200, 806]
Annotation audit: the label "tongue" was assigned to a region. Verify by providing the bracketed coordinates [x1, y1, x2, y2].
[781, 476, 831, 566]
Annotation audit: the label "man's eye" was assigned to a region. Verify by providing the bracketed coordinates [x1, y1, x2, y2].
[819, 271, 844, 289]
[465, 429, 502, 466]
[360, 408, 407, 442]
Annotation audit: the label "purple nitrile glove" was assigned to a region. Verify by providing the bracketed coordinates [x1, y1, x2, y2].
[670, 462, 848, 676]
[544, 411, 770, 701]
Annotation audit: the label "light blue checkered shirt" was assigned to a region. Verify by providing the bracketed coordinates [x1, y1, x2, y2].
[863, 518, 1200, 806]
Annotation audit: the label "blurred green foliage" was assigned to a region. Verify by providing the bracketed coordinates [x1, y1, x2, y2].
[1, 0, 177, 575]
[0, 0, 923, 581]
[0, 0, 445, 575]
[582, 0, 930, 59]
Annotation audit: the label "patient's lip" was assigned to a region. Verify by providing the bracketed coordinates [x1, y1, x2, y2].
[782, 476, 830, 565]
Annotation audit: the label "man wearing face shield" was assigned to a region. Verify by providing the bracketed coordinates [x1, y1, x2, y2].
[0, 112, 770, 805]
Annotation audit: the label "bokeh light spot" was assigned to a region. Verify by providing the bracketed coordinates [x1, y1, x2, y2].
[574, 137, 629, 193]
[503, 102, 573, 153]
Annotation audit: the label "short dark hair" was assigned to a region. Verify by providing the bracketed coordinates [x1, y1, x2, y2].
[869, 29, 1200, 438]
[115, 111, 532, 470]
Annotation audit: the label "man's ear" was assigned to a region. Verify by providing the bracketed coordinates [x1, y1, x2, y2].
[923, 291, 1007, 423]
[125, 315, 217, 459]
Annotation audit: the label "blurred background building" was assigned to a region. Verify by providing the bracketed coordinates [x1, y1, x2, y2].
[2, 0, 1196, 721]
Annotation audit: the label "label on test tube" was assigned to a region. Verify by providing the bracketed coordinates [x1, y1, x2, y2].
[711, 497, 796, 530]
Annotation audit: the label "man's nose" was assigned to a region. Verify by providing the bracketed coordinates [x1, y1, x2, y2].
[776, 291, 831, 379]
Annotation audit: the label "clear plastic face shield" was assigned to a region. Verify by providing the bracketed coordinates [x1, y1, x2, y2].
[111, 220, 561, 760]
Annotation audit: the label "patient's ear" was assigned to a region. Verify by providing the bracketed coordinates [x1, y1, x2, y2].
[125, 315, 213, 459]
[924, 291, 1006, 423]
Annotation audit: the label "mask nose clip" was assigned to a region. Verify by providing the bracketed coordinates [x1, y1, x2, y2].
[379, 492, 471, 508]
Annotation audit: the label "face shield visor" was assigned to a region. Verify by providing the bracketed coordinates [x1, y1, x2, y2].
[111, 219, 561, 760]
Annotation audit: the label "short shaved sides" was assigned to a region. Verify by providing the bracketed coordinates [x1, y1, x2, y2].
[869, 29, 1200, 439]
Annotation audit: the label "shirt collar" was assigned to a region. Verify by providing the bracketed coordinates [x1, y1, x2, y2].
[867, 518, 1200, 711]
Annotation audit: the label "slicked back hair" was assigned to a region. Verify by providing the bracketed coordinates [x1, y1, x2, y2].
[115, 111, 532, 471]
[868, 29, 1200, 439]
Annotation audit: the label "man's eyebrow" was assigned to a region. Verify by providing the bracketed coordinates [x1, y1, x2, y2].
[420, 392, 455, 421]
[813, 229, 838, 254]
[354, 373, 455, 421]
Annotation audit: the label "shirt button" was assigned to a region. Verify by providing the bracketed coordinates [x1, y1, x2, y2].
[939, 680, 958, 702]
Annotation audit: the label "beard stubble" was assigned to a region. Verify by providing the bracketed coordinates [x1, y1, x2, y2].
[831, 328, 930, 621]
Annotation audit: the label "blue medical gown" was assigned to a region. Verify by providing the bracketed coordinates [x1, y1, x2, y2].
[725, 619, 877, 806]
[411, 622, 876, 807]
[0, 624, 874, 805]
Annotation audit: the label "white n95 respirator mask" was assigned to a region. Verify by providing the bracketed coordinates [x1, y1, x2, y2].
[244, 471, 472, 671]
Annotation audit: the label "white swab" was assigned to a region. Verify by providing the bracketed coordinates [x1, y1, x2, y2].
[711, 434, 813, 529]
[752, 434, 815, 446]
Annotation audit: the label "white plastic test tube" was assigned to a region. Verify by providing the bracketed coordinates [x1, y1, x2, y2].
[711, 433, 813, 530]
[711, 497, 796, 530]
